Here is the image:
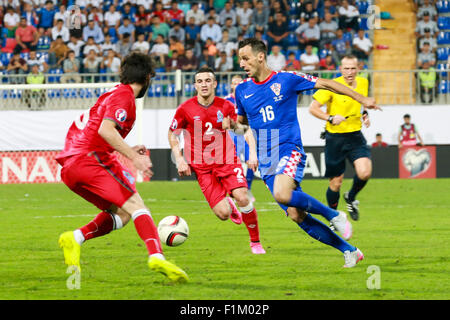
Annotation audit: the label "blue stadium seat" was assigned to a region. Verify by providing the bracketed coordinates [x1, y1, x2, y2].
[437, 47, 450, 61]
[288, 19, 299, 32]
[436, 1, 450, 13]
[356, 1, 370, 14]
[343, 32, 353, 43]
[295, 49, 304, 60]
[319, 49, 330, 59]
[288, 33, 297, 46]
[154, 84, 162, 97]
[184, 83, 194, 97]
[359, 18, 369, 30]
[0, 52, 11, 66]
[437, 17, 450, 30]
[437, 63, 449, 77]
[438, 80, 449, 93]
[167, 84, 176, 97]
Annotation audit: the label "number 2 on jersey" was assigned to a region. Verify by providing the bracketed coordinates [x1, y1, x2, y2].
[259, 105, 275, 122]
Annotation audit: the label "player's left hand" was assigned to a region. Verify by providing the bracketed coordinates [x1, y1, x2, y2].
[247, 152, 259, 172]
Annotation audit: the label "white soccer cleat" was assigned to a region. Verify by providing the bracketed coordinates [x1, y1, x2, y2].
[330, 211, 353, 240]
[343, 248, 364, 268]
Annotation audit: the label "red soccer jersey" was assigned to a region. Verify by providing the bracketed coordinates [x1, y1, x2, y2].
[170, 96, 238, 168]
[56, 84, 136, 165]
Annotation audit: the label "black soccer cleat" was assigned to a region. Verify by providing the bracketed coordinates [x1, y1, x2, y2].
[344, 192, 360, 221]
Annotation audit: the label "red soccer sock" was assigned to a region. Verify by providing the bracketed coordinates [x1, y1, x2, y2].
[241, 206, 260, 243]
[132, 209, 163, 256]
[80, 211, 115, 241]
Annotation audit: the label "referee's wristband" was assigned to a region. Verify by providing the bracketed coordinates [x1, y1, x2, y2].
[362, 110, 369, 117]
[327, 115, 334, 124]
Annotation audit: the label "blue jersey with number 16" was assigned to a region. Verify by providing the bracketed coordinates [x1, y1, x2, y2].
[235, 71, 317, 178]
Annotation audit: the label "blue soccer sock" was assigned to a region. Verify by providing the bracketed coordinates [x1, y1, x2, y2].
[326, 187, 340, 209]
[287, 190, 338, 221]
[298, 214, 356, 253]
[246, 168, 255, 190]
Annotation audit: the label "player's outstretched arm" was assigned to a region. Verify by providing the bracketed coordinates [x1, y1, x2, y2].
[314, 78, 381, 111]
[167, 129, 191, 176]
[98, 119, 153, 177]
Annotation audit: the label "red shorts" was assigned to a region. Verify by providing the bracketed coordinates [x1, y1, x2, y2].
[60, 152, 137, 211]
[191, 162, 248, 209]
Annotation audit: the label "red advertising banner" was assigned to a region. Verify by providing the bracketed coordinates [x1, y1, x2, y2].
[0, 151, 150, 184]
[399, 146, 436, 179]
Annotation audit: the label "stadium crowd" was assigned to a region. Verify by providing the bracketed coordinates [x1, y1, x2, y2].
[0, 0, 374, 84]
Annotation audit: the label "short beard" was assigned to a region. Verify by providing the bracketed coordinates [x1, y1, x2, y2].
[136, 79, 150, 99]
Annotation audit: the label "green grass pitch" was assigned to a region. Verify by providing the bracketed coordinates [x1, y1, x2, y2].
[0, 178, 449, 300]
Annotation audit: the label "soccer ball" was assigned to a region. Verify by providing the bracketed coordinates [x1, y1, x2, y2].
[157, 215, 189, 247]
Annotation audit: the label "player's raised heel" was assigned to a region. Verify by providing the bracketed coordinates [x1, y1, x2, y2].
[330, 211, 353, 240]
[343, 248, 364, 268]
[58, 231, 81, 271]
[148, 256, 189, 283]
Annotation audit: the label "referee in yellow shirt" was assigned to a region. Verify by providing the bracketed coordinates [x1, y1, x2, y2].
[309, 55, 381, 220]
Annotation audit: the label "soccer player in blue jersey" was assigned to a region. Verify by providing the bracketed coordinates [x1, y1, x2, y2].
[226, 38, 378, 267]
[225, 75, 257, 203]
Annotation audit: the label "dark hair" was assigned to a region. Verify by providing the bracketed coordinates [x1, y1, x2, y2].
[194, 66, 216, 80]
[120, 52, 155, 85]
[376, 133, 382, 137]
[403, 114, 411, 118]
[238, 38, 267, 59]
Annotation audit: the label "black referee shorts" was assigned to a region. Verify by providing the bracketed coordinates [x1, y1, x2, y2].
[324, 130, 371, 178]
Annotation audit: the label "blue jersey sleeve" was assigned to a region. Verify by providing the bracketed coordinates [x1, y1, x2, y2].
[289, 72, 318, 93]
[235, 84, 247, 117]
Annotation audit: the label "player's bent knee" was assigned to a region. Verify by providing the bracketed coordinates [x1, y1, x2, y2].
[287, 207, 306, 223]
[274, 190, 292, 205]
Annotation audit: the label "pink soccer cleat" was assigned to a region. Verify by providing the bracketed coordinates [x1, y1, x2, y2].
[343, 248, 364, 268]
[227, 197, 243, 225]
[250, 242, 266, 254]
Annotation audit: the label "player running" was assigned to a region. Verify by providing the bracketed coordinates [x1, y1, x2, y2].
[230, 38, 379, 267]
[56, 52, 188, 283]
[168, 67, 265, 254]
[225, 74, 257, 203]
[309, 55, 380, 221]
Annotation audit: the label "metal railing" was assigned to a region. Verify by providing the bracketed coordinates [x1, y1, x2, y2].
[0, 70, 449, 110]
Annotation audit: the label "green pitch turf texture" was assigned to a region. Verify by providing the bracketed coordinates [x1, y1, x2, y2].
[0, 178, 449, 300]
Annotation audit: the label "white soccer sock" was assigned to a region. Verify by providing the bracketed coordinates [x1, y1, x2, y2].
[131, 208, 152, 221]
[73, 229, 85, 245]
[150, 253, 165, 260]
[112, 213, 124, 230]
[240, 201, 254, 214]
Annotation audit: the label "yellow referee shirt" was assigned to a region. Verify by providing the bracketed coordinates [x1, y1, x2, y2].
[313, 76, 369, 133]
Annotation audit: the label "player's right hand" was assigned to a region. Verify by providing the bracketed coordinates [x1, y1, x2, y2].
[176, 158, 191, 176]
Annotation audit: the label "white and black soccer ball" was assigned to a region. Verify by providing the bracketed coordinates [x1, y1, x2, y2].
[157, 215, 189, 247]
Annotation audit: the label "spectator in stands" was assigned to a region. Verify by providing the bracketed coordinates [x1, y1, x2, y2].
[418, 61, 437, 104]
[319, 12, 339, 47]
[206, 7, 220, 24]
[83, 19, 104, 44]
[88, 6, 104, 26]
[4, 6, 20, 38]
[215, 50, 233, 72]
[332, 29, 352, 59]
[121, 2, 136, 23]
[285, 51, 301, 71]
[115, 32, 132, 58]
[118, 17, 135, 42]
[357, 60, 370, 80]
[101, 49, 121, 75]
[131, 33, 150, 54]
[219, 1, 237, 26]
[254, 29, 268, 47]
[165, 49, 183, 72]
[319, 54, 336, 79]
[205, 37, 218, 56]
[52, 19, 70, 43]
[151, 1, 166, 23]
[39, 0, 56, 31]
[267, 45, 286, 72]
[222, 17, 239, 42]
[104, 4, 122, 31]
[319, 0, 338, 20]
[352, 30, 372, 62]
[216, 29, 237, 57]
[48, 35, 69, 67]
[134, 5, 149, 24]
[6, 52, 28, 83]
[419, 28, 437, 53]
[186, 2, 206, 25]
[151, 15, 170, 42]
[53, 4, 69, 27]
[67, 35, 85, 58]
[295, 18, 321, 51]
[169, 22, 186, 44]
[185, 16, 201, 42]
[417, 0, 437, 20]
[27, 50, 49, 73]
[101, 34, 116, 56]
[201, 16, 222, 44]
[150, 34, 169, 68]
[82, 36, 101, 57]
[300, 1, 319, 25]
[180, 48, 199, 72]
[24, 63, 45, 108]
[198, 46, 216, 69]
[417, 42, 436, 67]
[83, 49, 102, 74]
[415, 11, 439, 40]
[14, 17, 39, 53]
[300, 44, 319, 72]
[267, 11, 289, 52]
[135, 18, 153, 42]
[236, 1, 253, 27]
[338, 0, 360, 32]
[61, 50, 81, 83]
[22, 2, 39, 28]
[372, 133, 388, 148]
[169, 35, 185, 56]
[164, 2, 185, 26]
[251, 0, 270, 34]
